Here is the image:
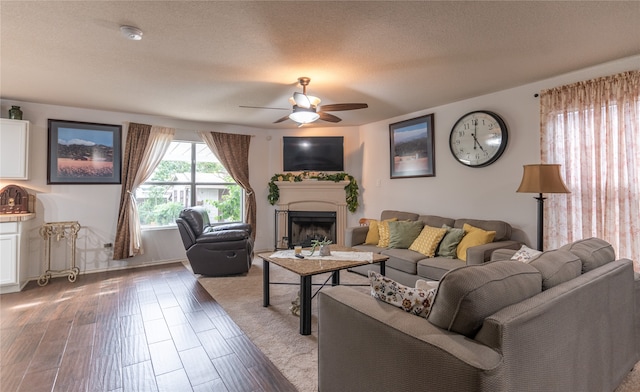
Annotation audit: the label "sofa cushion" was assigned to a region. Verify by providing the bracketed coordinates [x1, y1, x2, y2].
[427, 260, 542, 337]
[417, 215, 455, 229]
[560, 237, 616, 273]
[409, 225, 447, 257]
[437, 225, 466, 258]
[380, 248, 425, 274]
[353, 244, 383, 254]
[453, 218, 512, 241]
[417, 257, 466, 281]
[368, 271, 436, 318]
[365, 218, 397, 245]
[388, 220, 424, 249]
[380, 210, 420, 222]
[456, 224, 496, 261]
[527, 249, 582, 290]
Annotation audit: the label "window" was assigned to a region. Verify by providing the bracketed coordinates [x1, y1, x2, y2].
[540, 71, 639, 269]
[136, 141, 243, 228]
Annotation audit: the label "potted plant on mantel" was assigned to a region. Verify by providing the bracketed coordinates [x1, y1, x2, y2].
[267, 171, 359, 213]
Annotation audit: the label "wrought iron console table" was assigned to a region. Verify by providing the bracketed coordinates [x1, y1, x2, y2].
[38, 221, 80, 286]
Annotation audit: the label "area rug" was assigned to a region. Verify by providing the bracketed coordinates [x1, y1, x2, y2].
[196, 259, 640, 392]
[197, 258, 370, 392]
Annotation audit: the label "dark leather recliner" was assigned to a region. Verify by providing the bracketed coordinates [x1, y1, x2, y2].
[176, 206, 253, 276]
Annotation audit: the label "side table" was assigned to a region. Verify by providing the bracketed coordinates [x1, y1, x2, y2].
[38, 221, 81, 286]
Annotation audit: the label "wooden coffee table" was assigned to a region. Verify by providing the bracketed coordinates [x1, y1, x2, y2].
[257, 246, 388, 335]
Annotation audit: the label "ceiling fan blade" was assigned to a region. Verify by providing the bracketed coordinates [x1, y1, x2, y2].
[239, 105, 289, 110]
[273, 115, 291, 124]
[318, 112, 342, 123]
[293, 92, 311, 109]
[319, 103, 368, 112]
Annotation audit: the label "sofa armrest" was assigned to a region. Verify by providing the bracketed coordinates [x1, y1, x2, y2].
[491, 248, 518, 261]
[207, 222, 252, 234]
[318, 286, 502, 391]
[466, 240, 521, 265]
[196, 229, 249, 243]
[344, 226, 368, 247]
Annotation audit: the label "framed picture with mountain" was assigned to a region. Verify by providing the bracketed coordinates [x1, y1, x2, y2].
[389, 113, 435, 179]
[47, 119, 122, 184]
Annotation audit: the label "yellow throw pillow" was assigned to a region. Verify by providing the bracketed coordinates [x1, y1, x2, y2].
[376, 218, 398, 248]
[365, 220, 380, 245]
[456, 223, 496, 261]
[409, 225, 448, 257]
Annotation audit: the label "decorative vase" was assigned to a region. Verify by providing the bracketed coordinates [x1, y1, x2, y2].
[8, 106, 23, 120]
[319, 244, 331, 256]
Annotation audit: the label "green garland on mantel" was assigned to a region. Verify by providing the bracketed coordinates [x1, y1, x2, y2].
[268, 172, 359, 213]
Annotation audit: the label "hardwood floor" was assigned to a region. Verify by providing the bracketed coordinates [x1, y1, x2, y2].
[0, 262, 296, 392]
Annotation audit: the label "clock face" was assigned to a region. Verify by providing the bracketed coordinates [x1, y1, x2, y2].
[449, 111, 508, 167]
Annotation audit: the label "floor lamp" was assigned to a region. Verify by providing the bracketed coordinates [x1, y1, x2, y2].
[516, 164, 570, 251]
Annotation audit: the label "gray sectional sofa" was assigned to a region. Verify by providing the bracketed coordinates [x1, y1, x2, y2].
[347, 210, 521, 286]
[318, 238, 639, 391]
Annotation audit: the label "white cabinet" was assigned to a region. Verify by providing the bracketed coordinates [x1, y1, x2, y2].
[0, 233, 18, 286]
[0, 118, 30, 180]
[0, 217, 33, 293]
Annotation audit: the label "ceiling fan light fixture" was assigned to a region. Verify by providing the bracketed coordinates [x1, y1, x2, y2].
[289, 106, 319, 124]
[289, 94, 321, 108]
[292, 92, 322, 109]
[307, 95, 321, 107]
[120, 25, 143, 41]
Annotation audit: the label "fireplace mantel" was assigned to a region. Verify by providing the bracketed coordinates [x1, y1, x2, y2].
[274, 180, 350, 247]
[275, 180, 349, 208]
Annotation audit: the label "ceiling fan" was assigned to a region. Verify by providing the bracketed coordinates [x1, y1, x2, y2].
[240, 77, 368, 125]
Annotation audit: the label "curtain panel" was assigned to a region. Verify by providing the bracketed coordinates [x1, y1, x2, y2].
[114, 124, 175, 259]
[199, 131, 256, 239]
[540, 70, 640, 270]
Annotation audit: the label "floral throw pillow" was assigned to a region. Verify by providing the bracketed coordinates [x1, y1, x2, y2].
[368, 271, 437, 318]
[511, 245, 543, 262]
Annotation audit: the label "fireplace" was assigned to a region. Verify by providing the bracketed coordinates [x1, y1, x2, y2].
[273, 179, 350, 249]
[288, 211, 336, 248]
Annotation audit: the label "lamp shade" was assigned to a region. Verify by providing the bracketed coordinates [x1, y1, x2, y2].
[516, 164, 570, 194]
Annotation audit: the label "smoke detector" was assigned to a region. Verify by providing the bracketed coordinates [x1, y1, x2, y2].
[120, 25, 143, 41]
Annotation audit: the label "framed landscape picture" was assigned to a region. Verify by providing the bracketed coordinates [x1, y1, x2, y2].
[47, 119, 122, 184]
[389, 114, 435, 178]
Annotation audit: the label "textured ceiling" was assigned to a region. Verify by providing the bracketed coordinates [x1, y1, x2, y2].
[1, 1, 639, 128]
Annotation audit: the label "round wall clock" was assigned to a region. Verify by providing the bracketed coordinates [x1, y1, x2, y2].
[449, 110, 508, 168]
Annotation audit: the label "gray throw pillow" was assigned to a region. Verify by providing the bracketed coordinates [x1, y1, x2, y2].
[437, 225, 465, 258]
[560, 237, 615, 273]
[527, 249, 582, 290]
[388, 220, 424, 249]
[427, 260, 542, 337]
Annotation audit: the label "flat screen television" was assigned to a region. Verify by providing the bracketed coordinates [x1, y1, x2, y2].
[282, 136, 344, 172]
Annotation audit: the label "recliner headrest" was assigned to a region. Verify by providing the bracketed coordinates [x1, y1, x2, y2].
[179, 207, 210, 236]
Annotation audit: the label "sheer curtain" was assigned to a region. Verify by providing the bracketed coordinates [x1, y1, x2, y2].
[199, 131, 256, 239]
[540, 70, 640, 270]
[114, 124, 175, 259]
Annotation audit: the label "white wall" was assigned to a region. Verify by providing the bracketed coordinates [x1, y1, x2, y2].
[0, 101, 275, 279]
[357, 55, 640, 247]
[1, 54, 637, 281]
[261, 125, 363, 245]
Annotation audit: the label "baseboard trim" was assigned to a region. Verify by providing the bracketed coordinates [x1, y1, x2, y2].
[24, 258, 189, 284]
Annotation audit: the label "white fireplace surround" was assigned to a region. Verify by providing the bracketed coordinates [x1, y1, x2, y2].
[274, 180, 350, 248]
